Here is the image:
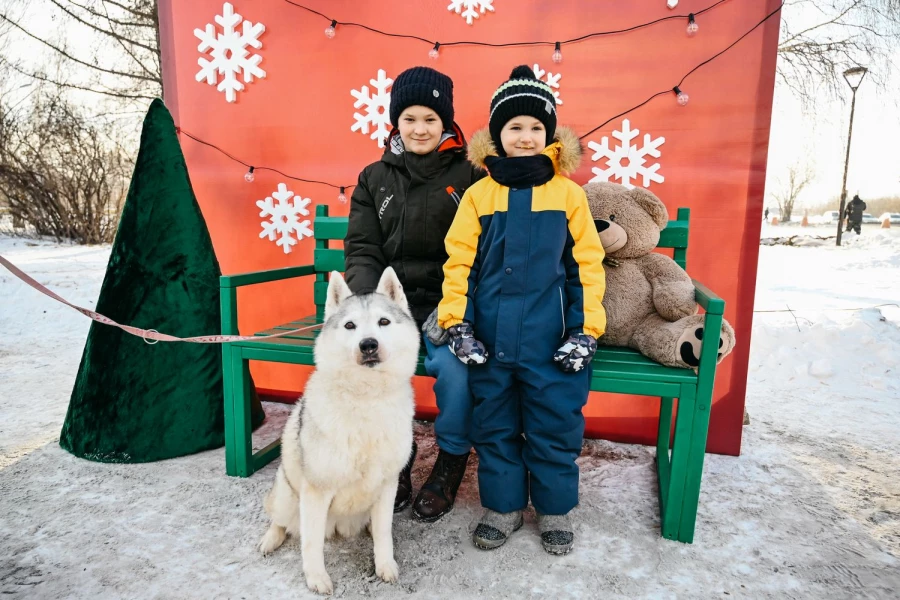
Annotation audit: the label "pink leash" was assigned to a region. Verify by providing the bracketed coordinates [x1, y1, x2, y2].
[0, 254, 322, 344]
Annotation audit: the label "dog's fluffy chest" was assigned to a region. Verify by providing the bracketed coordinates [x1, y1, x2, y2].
[289, 373, 414, 515]
[302, 411, 411, 514]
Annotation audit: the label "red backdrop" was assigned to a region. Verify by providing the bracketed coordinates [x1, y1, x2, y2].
[157, 0, 781, 456]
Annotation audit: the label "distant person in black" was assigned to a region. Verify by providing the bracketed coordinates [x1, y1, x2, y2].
[845, 195, 866, 234]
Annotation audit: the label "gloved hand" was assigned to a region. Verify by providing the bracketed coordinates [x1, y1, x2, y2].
[447, 322, 488, 365]
[422, 308, 450, 346]
[552, 332, 597, 373]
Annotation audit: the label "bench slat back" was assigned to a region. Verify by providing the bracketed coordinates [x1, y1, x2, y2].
[312, 204, 690, 315]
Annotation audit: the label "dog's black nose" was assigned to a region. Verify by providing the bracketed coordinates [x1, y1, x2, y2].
[359, 338, 379, 354]
[594, 219, 610, 233]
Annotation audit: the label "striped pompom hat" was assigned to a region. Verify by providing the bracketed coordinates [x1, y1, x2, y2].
[489, 65, 557, 156]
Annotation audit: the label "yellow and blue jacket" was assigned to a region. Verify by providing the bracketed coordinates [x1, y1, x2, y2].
[438, 127, 606, 365]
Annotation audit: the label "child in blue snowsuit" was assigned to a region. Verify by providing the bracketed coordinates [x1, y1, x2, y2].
[438, 66, 607, 554]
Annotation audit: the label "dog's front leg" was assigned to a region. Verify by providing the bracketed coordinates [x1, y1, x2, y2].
[300, 482, 335, 595]
[371, 480, 400, 584]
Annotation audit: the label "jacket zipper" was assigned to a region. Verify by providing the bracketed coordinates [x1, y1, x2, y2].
[558, 287, 566, 338]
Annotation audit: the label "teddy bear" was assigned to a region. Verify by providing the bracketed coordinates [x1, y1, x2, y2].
[583, 181, 735, 369]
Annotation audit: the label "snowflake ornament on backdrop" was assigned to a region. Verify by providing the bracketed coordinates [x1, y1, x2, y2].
[194, 2, 265, 103]
[448, 0, 495, 25]
[587, 119, 665, 189]
[256, 184, 312, 254]
[532, 64, 562, 105]
[351, 69, 394, 148]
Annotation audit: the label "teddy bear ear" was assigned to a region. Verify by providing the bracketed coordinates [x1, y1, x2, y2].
[630, 186, 668, 229]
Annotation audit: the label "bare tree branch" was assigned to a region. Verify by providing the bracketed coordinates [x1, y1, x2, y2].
[0, 9, 159, 83]
[778, 0, 900, 101]
[47, 0, 157, 53]
[102, 0, 154, 21]
[64, 0, 156, 27]
[772, 163, 816, 222]
[6, 62, 155, 100]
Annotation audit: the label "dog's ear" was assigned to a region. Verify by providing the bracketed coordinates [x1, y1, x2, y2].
[325, 271, 353, 321]
[375, 267, 411, 317]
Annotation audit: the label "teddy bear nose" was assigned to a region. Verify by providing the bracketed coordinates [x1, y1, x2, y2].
[594, 219, 611, 232]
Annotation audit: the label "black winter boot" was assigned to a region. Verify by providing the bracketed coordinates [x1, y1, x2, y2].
[411, 449, 470, 522]
[394, 440, 417, 513]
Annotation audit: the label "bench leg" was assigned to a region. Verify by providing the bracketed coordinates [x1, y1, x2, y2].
[678, 378, 715, 543]
[232, 350, 255, 477]
[658, 385, 696, 542]
[655, 396, 673, 527]
[222, 343, 237, 477]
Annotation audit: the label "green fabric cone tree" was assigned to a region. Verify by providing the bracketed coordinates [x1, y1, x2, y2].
[60, 98, 264, 463]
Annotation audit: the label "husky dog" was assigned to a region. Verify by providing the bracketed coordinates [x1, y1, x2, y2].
[257, 268, 420, 595]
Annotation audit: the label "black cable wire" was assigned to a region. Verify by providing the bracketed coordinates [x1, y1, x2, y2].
[178, 2, 784, 189]
[177, 128, 355, 191]
[580, 1, 784, 139]
[284, 0, 729, 48]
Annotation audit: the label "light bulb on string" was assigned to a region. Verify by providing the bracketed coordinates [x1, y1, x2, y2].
[551, 42, 562, 63]
[673, 86, 689, 106]
[338, 187, 347, 204]
[325, 19, 337, 38]
[687, 14, 699, 37]
[244, 166, 255, 183]
[429, 42, 440, 60]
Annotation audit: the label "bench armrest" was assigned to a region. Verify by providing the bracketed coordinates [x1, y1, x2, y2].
[220, 264, 316, 335]
[220, 264, 316, 289]
[692, 279, 725, 315]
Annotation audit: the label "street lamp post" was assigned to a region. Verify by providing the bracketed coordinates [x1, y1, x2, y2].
[836, 66, 867, 246]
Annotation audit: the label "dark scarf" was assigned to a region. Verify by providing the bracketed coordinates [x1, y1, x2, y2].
[483, 154, 555, 188]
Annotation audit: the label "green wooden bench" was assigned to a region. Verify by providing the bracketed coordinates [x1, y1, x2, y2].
[220, 204, 726, 544]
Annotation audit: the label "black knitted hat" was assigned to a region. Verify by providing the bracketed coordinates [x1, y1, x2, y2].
[489, 65, 557, 156]
[389, 66, 454, 129]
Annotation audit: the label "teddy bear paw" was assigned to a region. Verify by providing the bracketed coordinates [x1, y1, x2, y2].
[676, 321, 734, 368]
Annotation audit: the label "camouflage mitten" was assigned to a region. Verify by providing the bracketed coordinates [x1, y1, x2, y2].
[552, 332, 597, 373]
[422, 308, 450, 346]
[447, 322, 489, 366]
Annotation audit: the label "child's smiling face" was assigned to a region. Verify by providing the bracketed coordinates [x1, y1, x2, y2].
[398, 106, 443, 155]
[500, 116, 547, 157]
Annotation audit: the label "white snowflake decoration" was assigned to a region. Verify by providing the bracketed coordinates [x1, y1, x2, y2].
[256, 183, 312, 254]
[194, 2, 265, 103]
[587, 119, 665, 189]
[448, 0, 494, 25]
[351, 69, 394, 148]
[532, 64, 563, 105]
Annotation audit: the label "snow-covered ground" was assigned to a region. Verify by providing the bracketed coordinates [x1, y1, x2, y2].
[1, 231, 899, 599]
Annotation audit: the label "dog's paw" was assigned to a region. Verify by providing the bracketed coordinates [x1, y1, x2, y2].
[257, 525, 286, 555]
[305, 569, 334, 595]
[375, 558, 400, 584]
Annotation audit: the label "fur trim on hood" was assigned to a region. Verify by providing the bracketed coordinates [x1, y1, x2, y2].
[468, 125, 582, 174]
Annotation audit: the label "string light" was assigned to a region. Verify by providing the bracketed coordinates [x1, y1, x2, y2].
[284, 0, 731, 53]
[176, 128, 354, 193]
[687, 13, 699, 37]
[177, 3, 784, 192]
[324, 19, 337, 38]
[552, 42, 562, 63]
[429, 42, 440, 59]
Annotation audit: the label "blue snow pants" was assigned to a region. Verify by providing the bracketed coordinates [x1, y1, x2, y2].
[470, 360, 590, 515]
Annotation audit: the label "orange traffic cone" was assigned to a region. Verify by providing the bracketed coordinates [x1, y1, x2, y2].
[801, 211, 809, 227]
[882, 217, 891, 229]
[771, 216, 779, 225]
